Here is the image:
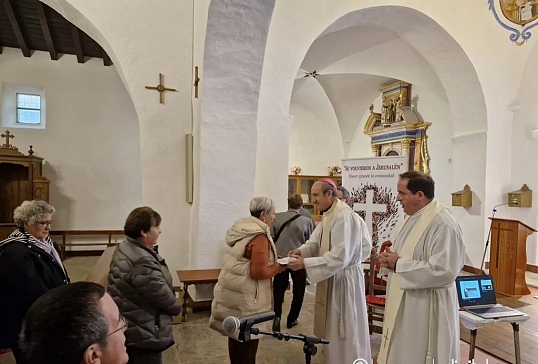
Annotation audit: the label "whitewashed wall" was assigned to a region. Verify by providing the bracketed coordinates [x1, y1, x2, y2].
[0, 48, 141, 230]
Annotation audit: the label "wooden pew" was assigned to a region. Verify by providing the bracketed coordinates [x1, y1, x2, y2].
[49, 230, 123, 260]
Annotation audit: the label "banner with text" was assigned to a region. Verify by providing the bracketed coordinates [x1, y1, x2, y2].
[342, 156, 406, 250]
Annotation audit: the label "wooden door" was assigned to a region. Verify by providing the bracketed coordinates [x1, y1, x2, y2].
[0, 163, 30, 224]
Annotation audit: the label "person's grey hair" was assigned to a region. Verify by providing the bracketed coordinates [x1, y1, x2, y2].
[13, 200, 55, 228]
[337, 186, 350, 201]
[249, 197, 275, 219]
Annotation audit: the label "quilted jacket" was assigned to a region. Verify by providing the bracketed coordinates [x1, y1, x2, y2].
[108, 237, 181, 351]
[209, 216, 277, 339]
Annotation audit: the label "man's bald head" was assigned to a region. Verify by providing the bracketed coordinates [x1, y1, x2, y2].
[312, 181, 337, 212]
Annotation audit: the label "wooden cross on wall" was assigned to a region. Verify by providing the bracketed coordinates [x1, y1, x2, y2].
[1, 130, 15, 148]
[145, 73, 177, 104]
[194, 66, 200, 98]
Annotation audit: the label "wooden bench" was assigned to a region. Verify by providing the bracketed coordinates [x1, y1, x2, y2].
[85, 244, 119, 288]
[49, 230, 123, 260]
[177, 269, 220, 322]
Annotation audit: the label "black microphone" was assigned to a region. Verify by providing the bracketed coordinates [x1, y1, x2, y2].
[479, 203, 512, 273]
[492, 202, 511, 211]
[222, 311, 275, 341]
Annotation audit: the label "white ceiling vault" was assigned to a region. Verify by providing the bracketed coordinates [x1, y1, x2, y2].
[290, 5, 462, 157]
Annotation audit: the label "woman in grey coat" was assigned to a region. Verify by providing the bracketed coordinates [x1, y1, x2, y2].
[108, 207, 181, 364]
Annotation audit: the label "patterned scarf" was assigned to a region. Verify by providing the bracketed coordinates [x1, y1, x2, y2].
[0, 229, 65, 274]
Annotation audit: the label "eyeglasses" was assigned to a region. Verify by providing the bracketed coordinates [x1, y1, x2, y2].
[37, 220, 53, 227]
[106, 316, 128, 337]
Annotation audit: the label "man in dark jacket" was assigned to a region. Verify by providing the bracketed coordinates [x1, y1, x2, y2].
[271, 194, 315, 332]
[108, 207, 181, 364]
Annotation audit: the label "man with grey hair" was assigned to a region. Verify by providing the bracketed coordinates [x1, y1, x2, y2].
[337, 185, 351, 205]
[288, 179, 372, 364]
[271, 194, 315, 332]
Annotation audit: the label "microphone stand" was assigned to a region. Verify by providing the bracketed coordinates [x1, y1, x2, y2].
[249, 328, 329, 364]
[480, 203, 508, 274]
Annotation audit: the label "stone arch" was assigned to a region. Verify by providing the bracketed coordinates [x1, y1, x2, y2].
[255, 2, 488, 266]
[296, 5, 487, 139]
[33, 0, 196, 274]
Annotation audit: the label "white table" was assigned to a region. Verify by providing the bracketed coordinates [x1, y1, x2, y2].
[459, 310, 529, 364]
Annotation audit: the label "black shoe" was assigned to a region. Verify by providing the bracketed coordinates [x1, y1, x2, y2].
[272, 317, 281, 332]
[286, 320, 298, 329]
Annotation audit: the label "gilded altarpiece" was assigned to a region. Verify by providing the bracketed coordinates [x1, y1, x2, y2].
[363, 81, 431, 173]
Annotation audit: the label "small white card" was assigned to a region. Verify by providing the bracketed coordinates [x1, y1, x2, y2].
[277, 257, 297, 265]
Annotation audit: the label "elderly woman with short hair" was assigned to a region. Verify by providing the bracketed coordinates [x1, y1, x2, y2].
[209, 197, 285, 364]
[0, 200, 69, 363]
[108, 206, 181, 364]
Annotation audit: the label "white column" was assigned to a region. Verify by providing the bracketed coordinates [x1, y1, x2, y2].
[195, 0, 277, 269]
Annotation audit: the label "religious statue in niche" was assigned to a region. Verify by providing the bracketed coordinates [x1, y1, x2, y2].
[363, 81, 431, 174]
[381, 98, 395, 124]
[381, 92, 404, 125]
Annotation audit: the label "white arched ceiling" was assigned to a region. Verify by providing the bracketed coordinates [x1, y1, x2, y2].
[301, 25, 400, 72]
[292, 77, 340, 135]
[292, 6, 486, 159]
[314, 73, 397, 156]
[314, 6, 486, 135]
[289, 77, 344, 174]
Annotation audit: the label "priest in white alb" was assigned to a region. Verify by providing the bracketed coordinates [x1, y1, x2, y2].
[288, 178, 372, 364]
[378, 171, 466, 364]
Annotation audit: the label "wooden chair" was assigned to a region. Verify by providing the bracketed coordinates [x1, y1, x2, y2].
[365, 241, 392, 334]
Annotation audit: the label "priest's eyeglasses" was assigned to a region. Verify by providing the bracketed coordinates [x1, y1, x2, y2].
[107, 316, 128, 337]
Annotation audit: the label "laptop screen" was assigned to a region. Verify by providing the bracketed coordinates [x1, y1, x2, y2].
[455, 275, 496, 307]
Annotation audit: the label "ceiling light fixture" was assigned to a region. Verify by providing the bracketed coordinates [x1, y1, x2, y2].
[304, 70, 320, 78]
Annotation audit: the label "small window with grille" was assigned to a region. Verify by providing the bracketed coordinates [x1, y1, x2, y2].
[2, 83, 46, 129]
[16, 93, 41, 124]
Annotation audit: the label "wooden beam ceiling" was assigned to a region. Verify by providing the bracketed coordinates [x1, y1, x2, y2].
[3, 0, 30, 57]
[70, 24, 84, 63]
[0, 0, 111, 66]
[34, 0, 57, 60]
[101, 48, 111, 67]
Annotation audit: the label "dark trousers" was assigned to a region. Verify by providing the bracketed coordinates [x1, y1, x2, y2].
[126, 347, 162, 364]
[273, 268, 307, 324]
[228, 338, 259, 364]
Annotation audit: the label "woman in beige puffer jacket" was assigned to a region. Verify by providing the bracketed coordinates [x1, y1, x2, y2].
[209, 197, 285, 364]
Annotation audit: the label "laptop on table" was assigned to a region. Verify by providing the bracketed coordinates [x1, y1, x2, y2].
[455, 275, 525, 319]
